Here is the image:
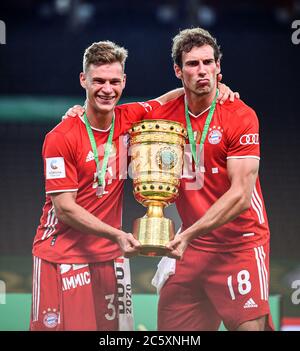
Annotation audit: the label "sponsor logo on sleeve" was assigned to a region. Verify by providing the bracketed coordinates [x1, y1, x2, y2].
[46, 157, 66, 179]
[239, 133, 259, 145]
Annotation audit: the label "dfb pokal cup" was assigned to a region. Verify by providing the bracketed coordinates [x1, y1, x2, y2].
[129, 119, 187, 256]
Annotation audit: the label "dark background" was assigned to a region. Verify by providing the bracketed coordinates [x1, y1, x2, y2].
[0, 0, 299, 322]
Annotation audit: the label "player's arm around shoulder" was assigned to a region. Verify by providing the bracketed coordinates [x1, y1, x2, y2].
[61, 105, 85, 120]
[155, 88, 184, 104]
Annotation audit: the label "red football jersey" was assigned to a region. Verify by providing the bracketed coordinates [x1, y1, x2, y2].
[146, 95, 270, 252]
[33, 100, 160, 263]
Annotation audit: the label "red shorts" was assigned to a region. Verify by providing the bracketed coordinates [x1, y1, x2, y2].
[30, 256, 133, 331]
[158, 243, 274, 331]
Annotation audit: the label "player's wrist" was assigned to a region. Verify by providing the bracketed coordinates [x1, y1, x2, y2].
[179, 230, 193, 243]
[113, 230, 127, 242]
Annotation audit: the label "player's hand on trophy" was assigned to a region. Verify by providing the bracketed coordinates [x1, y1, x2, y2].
[117, 232, 141, 258]
[217, 74, 240, 104]
[166, 235, 189, 260]
[62, 105, 85, 120]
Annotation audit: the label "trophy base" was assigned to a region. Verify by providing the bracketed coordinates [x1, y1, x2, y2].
[133, 217, 175, 257]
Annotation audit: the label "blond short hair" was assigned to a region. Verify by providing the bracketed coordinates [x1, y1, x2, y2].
[172, 28, 222, 67]
[83, 40, 128, 72]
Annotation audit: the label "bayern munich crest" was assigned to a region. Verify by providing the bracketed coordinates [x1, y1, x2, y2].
[43, 308, 59, 328]
[208, 128, 223, 144]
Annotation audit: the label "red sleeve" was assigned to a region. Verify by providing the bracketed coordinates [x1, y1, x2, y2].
[119, 100, 162, 124]
[43, 131, 79, 194]
[226, 106, 260, 159]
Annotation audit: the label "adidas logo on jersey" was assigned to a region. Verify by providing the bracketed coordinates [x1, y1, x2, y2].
[243, 298, 258, 309]
[86, 150, 94, 162]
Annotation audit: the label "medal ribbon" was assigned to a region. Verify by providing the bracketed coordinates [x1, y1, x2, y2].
[184, 89, 219, 168]
[84, 112, 115, 190]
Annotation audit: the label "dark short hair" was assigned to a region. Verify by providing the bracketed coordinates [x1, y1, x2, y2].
[172, 28, 222, 67]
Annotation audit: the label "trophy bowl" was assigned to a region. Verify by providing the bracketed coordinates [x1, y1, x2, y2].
[129, 119, 187, 256]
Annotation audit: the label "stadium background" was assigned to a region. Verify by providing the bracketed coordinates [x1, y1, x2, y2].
[0, 0, 299, 330]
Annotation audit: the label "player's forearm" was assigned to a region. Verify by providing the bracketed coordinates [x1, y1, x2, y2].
[156, 88, 184, 104]
[181, 188, 251, 242]
[54, 201, 124, 241]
